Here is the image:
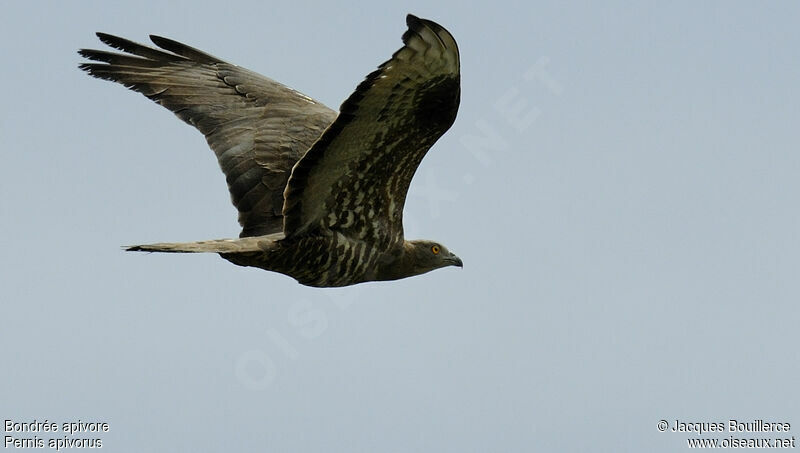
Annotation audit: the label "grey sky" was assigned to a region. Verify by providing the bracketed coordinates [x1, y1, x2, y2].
[2, 1, 799, 452]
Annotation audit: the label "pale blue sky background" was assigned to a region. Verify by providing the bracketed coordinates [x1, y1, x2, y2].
[2, 1, 799, 452]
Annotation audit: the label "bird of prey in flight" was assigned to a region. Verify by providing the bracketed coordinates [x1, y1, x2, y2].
[79, 14, 463, 287]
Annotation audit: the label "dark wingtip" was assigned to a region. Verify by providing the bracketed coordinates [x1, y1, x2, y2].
[95, 32, 125, 49]
[402, 14, 448, 48]
[77, 33, 114, 63]
[403, 15, 421, 44]
[148, 35, 221, 63]
[405, 14, 444, 31]
[148, 34, 171, 47]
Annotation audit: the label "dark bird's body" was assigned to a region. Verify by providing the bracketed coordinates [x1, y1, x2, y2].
[80, 15, 463, 287]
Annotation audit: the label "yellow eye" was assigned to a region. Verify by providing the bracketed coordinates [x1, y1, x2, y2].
[431, 245, 440, 255]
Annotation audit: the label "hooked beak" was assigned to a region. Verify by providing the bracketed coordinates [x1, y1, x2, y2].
[448, 253, 463, 268]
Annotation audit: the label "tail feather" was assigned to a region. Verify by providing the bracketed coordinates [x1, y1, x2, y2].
[125, 233, 283, 254]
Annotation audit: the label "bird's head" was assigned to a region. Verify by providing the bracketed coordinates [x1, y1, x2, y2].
[405, 239, 463, 275]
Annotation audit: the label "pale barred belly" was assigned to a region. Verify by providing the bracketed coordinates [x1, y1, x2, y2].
[224, 233, 385, 287]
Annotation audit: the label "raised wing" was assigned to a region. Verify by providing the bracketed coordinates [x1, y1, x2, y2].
[79, 34, 337, 237]
[282, 15, 460, 246]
